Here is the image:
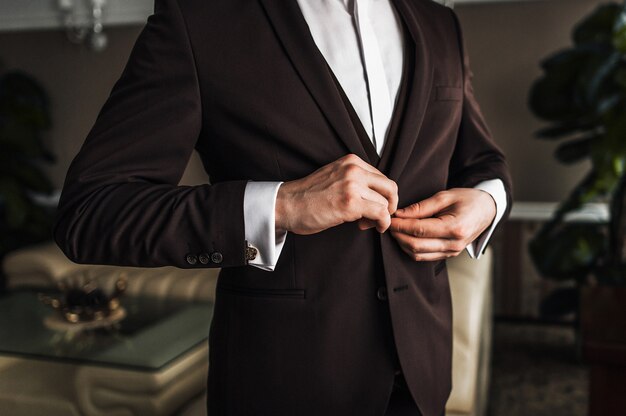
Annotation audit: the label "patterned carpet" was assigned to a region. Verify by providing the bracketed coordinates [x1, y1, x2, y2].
[488, 322, 589, 416]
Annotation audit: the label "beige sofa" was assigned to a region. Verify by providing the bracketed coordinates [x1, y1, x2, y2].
[2, 242, 493, 416]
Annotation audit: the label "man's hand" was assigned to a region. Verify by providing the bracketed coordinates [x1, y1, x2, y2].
[275, 154, 398, 235]
[388, 188, 496, 261]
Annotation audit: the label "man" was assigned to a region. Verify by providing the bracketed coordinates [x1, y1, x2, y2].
[54, 0, 512, 415]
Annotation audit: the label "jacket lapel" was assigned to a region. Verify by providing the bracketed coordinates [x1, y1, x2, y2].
[378, 0, 434, 181]
[326, 62, 381, 166]
[257, 0, 373, 164]
[257, 0, 434, 179]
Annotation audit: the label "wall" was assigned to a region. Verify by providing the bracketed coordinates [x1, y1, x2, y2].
[0, 0, 605, 200]
[455, 0, 601, 201]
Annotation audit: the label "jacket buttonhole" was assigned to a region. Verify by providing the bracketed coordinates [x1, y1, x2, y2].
[393, 284, 409, 293]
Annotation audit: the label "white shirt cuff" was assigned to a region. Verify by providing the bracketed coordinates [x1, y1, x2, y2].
[465, 179, 507, 260]
[243, 181, 288, 271]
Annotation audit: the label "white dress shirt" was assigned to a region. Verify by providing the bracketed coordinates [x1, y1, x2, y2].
[244, 0, 507, 271]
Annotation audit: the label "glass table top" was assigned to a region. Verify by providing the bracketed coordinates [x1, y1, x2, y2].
[0, 291, 214, 371]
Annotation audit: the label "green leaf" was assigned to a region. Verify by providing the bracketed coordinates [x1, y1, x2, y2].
[529, 224, 606, 281]
[554, 135, 597, 164]
[608, 172, 626, 265]
[540, 47, 589, 73]
[595, 92, 622, 115]
[529, 75, 583, 121]
[613, 4, 626, 52]
[537, 170, 600, 239]
[0, 158, 53, 193]
[582, 51, 621, 103]
[0, 178, 29, 228]
[535, 119, 599, 139]
[0, 72, 50, 125]
[0, 121, 51, 159]
[0, 66, 55, 258]
[615, 65, 626, 88]
[602, 113, 626, 159]
[573, 3, 622, 45]
[529, 44, 612, 121]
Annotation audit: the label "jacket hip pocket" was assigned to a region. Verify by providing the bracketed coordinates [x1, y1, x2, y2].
[216, 284, 306, 299]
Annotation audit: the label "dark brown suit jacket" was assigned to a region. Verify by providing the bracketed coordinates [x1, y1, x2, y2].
[54, 0, 513, 415]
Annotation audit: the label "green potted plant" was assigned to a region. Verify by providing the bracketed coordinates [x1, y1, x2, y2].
[528, 2, 626, 413]
[0, 61, 55, 289]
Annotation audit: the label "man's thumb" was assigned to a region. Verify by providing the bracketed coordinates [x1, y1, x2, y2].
[394, 202, 421, 218]
[395, 195, 447, 219]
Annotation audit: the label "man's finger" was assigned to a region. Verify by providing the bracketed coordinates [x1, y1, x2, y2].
[362, 171, 398, 214]
[391, 233, 459, 261]
[361, 187, 390, 208]
[357, 218, 377, 230]
[339, 153, 382, 175]
[390, 231, 465, 253]
[360, 200, 391, 233]
[389, 217, 456, 239]
[342, 153, 383, 175]
[395, 192, 452, 219]
[398, 249, 456, 262]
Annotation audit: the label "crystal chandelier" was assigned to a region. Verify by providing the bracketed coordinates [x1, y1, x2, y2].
[57, 0, 108, 52]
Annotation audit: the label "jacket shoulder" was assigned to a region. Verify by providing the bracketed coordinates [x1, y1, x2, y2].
[410, 0, 454, 16]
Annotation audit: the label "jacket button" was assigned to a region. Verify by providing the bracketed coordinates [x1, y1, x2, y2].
[198, 253, 210, 265]
[211, 252, 223, 264]
[185, 254, 198, 265]
[377, 286, 388, 301]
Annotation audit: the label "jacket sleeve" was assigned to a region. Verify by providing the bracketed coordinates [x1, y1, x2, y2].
[446, 8, 514, 223]
[53, 0, 248, 269]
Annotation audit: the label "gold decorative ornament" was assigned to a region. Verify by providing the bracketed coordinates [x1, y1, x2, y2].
[38, 272, 128, 330]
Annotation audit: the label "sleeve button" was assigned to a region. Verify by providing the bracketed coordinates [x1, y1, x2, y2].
[377, 286, 388, 301]
[198, 253, 210, 265]
[211, 252, 223, 264]
[185, 254, 198, 265]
